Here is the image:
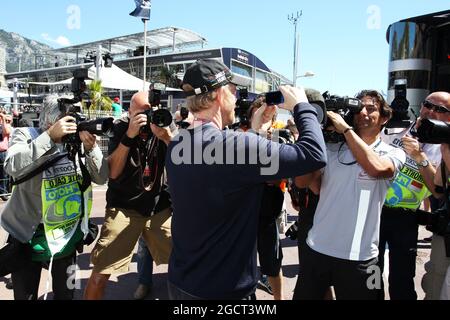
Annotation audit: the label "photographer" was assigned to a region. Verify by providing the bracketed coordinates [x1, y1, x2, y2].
[166, 59, 327, 300]
[248, 97, 285, 300]
[0, 111, 13, 199]
[380, 91, 447, 300]
[84, 91, 173, 300]
[295, 90, 406, 300]
[0, 95, 108, 300]
[420, 92, 450, 300]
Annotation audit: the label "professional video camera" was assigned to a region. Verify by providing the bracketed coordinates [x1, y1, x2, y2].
[233, 88, 254, 129]
[71, 69, 94, 102]
[386, 79, 413, 129]
[322, 91, 362, 143]
[414, 118, 450, 144]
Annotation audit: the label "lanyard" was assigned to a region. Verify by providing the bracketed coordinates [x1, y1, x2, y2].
[338, 138, 383, 166]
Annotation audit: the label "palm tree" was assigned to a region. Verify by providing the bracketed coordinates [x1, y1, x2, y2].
[86, 80, 112, 113]
[154, 65, 181, 88]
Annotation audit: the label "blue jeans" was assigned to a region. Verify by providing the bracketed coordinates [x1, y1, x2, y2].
[137, 237, 153, 286]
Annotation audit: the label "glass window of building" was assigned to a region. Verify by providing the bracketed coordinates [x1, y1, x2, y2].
[255, 69, 271, 94]
[231, 60, 253, 78]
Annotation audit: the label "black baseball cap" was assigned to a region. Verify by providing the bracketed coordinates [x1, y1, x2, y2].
[182, 59, 246, 97]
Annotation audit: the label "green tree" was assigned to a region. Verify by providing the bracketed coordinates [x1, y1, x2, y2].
[154, 65, 181, 88]
[87, 80, 112, 112]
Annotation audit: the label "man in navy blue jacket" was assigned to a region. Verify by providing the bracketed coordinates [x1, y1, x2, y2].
[164, 59, 327, 300]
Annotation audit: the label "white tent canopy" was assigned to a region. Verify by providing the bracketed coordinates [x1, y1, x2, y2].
[29, 64, 150, 90]
[0, 89, 34, 98]
[28, 64, 181, 91]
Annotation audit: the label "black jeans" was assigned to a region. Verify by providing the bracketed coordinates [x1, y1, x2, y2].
[378, 207, 418, 300]
[294, 244, 378, 300]
[12, 252, 76, 300]
[168, 281, 256, 300]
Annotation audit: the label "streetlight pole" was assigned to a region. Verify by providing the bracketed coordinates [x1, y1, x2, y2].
[288, 11, 302, 87]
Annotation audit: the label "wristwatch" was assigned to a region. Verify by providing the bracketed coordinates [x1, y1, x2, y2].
[417, 159, 430, 168]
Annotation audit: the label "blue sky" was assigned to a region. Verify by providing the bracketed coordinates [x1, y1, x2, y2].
[0, 0, 448, 96]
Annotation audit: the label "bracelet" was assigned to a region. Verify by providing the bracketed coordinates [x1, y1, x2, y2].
[85, 145, 97, 157]
[343, 127, 354, 134]
[121, 134, 136, 148]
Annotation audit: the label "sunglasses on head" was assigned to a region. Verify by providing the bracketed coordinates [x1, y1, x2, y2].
[422, 100, 450, 113]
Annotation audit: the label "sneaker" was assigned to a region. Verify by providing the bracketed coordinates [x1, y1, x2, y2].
[258, 275, 273, 295]
[133, 284, 151, 300]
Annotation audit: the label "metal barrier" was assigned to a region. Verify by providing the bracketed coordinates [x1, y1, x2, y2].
[85, 110, 119, 158]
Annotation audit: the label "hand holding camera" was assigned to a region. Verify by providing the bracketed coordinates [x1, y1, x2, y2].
[278, 86, 308, 111]
[326, 111, 351, 134]
[251, 103, 277, 132]
[150, 124, 173, 146]
[127, 113, 148, 139]
[79, 131, 97, 153]
[401, 136, 423, 161]
[47, 116, 78, 143]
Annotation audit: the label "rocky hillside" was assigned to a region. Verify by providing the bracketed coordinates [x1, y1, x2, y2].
[0, 29, 53, 73]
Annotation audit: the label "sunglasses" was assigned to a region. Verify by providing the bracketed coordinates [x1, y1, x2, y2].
[422, 100, 450, 114]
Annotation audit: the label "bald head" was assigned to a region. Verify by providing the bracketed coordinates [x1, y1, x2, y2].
[426, 92, 450, 107]
[421, 91, 450, 122]
[129, 91, 150, 117]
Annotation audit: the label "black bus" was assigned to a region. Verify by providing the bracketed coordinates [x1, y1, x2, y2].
[387, 10, 450, 116]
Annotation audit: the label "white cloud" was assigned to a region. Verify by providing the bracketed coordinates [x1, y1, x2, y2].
[41, 33, 72, 47]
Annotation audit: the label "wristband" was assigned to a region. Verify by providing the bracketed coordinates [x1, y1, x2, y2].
[343, 127, 354, 134]
[121, 134, 136, 148]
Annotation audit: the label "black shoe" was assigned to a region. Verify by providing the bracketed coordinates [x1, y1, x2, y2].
[5, 278, 13, 290]
[258, 275, 273, 295]
[423, 236, 433, 243]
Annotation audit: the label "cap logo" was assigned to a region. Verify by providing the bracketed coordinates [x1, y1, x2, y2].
[214, 71, 228, 84]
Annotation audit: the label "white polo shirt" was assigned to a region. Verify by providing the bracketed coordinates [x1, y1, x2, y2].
[307, 139, 406, 261]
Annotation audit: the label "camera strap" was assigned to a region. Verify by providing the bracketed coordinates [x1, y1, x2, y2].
[68, 150, 92, 243]
[11, 153, 68, 186]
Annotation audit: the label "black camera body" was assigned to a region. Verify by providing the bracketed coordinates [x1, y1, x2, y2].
[285, 221, 299, 241]
[71, 69, 93, 102]
[322, 92, 362, 143]
[417, 207, 450, 257]
[386, 79, 412, 129]
[137, 88, 173, 135]
[59, 99, 114, 145]
[149, 89, 162, 107]
[139, 108, 173, 135]
[415, 119, 450, 145]
[273, 128, 295, 144]
[265, 91, 284, 106]
[233, 88, 254, 129]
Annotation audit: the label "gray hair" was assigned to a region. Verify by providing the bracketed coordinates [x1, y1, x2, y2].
[39, 94, 72, 131]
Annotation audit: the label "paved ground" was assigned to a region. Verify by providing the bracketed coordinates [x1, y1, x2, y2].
[0, 185, 432, 300]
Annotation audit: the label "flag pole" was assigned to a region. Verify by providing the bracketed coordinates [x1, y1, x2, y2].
[143, 19, 148, 92]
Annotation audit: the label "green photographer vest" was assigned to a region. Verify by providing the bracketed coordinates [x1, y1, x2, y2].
[30, 155, 93, 262]
[385, 158, 430, 210]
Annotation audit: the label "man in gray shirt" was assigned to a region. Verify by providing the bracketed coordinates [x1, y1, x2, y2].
[1, 95, 108, 300]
